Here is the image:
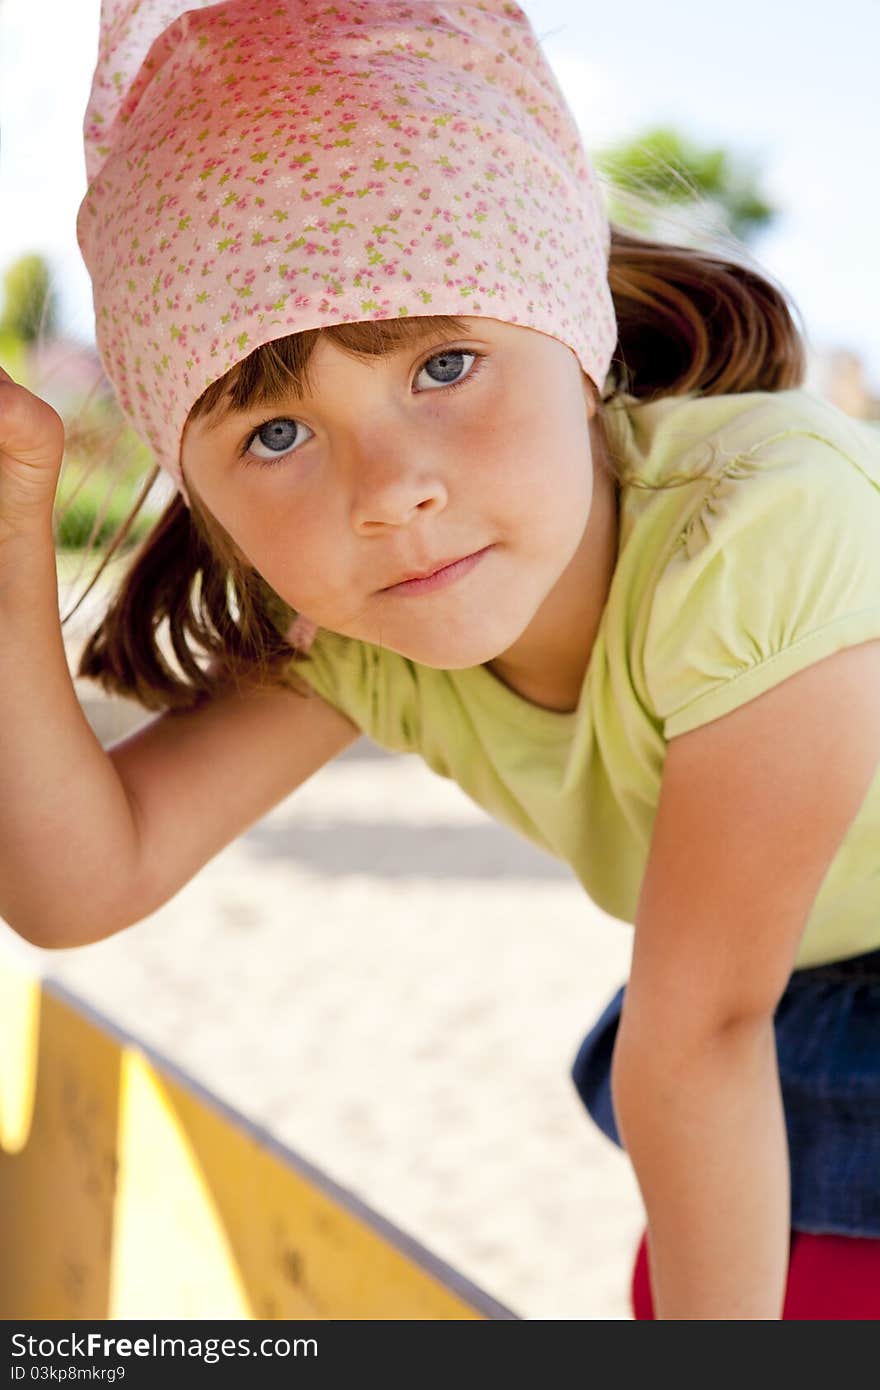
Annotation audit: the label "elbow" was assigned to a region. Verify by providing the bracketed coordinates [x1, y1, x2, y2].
[1, 918, 67, 952]
[27, 926, 105, 952]
[613, 982, 779, 1075]
[610, 1011, 777, 1119]
[8, 905, 132, 951]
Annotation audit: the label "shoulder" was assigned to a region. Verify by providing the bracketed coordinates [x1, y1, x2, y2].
[610, 386, 880, 573]
[646, 387, 880, 567]
[611, 385, 879, 489]
[632, 390, 880, 739]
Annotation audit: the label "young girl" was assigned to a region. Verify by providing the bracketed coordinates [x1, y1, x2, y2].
[3, 0, 880, 1319]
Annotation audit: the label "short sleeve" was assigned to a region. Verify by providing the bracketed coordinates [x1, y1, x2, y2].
[643, 432, 880, 739]
[285, 628, 422, 755]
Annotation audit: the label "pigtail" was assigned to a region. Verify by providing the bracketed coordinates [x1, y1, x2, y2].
[604, 224, 807, 402]
[73, 489, 311, 712]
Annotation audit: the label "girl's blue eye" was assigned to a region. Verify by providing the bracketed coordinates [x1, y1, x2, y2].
[246, 417, 310, 462]
[415, 350, 477, 390]
[242, 348, 481, 467]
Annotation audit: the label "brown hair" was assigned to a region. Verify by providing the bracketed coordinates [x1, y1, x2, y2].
[69, 222, 807, 712]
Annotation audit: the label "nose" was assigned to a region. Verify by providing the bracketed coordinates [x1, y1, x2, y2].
[348, 445, 449, 532]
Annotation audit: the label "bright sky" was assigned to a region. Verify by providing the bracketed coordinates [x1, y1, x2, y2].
[1, 0, 878, 387]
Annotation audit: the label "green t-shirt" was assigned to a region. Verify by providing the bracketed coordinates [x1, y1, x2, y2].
[282, 388, 880, 968]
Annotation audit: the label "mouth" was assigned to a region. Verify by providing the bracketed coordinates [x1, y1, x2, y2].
[379, 545, 494, 595]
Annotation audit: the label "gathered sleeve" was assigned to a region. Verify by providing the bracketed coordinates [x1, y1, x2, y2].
[283, 628, 423, 756]
[643, 431, 880, 740]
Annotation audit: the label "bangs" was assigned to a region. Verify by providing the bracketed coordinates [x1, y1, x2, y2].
[188, 314, 471, 424]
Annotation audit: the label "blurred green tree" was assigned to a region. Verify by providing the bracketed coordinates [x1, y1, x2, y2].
[593, 125, 776, 248]
[0, 252, 57, 342]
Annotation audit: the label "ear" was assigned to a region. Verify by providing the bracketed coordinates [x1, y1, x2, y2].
[581, 371, 600, 420]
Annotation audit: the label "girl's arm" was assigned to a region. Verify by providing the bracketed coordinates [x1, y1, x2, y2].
[0, 368, 144, 943]
[611, 638, 880, 1319]
[0, 369, 359, 948]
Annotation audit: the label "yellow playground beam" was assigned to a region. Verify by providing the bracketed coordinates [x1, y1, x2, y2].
[0, 950, 517, 1320]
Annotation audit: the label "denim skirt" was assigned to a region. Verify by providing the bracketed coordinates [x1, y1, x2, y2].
[570, 946, 880, 1236]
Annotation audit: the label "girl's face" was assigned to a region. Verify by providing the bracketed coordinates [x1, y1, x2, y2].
[181, 317, 614, 684]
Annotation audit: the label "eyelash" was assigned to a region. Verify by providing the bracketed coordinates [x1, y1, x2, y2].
[240, 347, 487, 469]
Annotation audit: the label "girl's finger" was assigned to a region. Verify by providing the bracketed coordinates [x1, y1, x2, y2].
[0, 377, 65, 472]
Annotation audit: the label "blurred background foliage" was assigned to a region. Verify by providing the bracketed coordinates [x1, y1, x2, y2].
[593, 125, 775, 245]
[0, 252, 58, 342]
[1, 252, 163, 565]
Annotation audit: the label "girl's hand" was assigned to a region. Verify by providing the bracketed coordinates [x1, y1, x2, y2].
[0, 364, 65, 542]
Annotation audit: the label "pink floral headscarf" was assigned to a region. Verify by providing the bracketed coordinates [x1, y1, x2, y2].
[77, 0, 617, 508]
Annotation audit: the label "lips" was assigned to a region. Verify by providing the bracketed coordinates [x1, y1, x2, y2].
[378, 544, 493, 595]
[387, 553, 474, 586]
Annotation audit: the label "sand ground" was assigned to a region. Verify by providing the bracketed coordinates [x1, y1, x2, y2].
[2, 567, 645, 1320]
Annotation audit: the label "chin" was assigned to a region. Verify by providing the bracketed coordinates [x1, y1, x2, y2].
[379, 625, 524, 671]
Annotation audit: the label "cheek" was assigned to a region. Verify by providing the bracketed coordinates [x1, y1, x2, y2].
[244, 502, 348, 612]
[227, 486, 320, 558]
[483, 407, 592, 524]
